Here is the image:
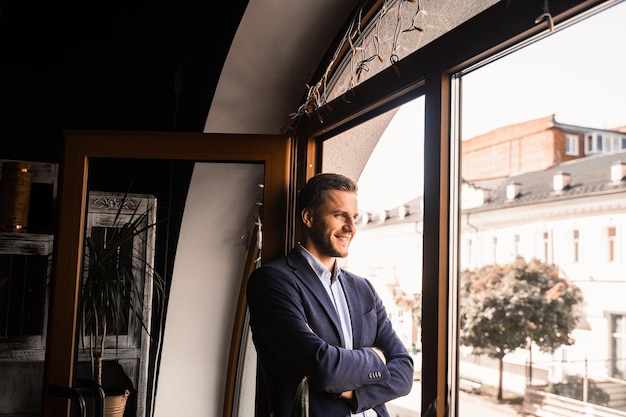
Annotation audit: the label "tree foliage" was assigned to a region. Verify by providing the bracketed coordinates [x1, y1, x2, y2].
[459, 256, 583, 399]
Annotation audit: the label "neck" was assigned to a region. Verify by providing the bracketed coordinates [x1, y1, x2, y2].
[299, 242, 335, 271]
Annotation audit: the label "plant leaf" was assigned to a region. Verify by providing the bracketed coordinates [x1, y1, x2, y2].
[291, 376, 309, 417]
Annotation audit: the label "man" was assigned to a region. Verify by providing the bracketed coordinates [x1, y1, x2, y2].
[246, 173, 414, 417]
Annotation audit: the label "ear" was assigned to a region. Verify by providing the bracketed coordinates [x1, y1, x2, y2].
[301, 208, 313, 228]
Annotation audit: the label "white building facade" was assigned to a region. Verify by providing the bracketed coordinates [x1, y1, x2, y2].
[348, 150, 626, 400]
[461, 151, 626, 384]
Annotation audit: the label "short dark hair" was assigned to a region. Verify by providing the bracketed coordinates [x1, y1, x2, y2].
[296, 173, 358, 216]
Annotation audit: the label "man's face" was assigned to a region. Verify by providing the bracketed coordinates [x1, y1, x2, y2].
[302, 189, 358, 263]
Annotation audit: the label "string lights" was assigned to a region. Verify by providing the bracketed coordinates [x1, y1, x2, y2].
[288, 0, 428, 126]
[287, 0, 556, 131]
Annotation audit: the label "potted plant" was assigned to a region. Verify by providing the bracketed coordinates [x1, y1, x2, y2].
[78, 192, 167, 417]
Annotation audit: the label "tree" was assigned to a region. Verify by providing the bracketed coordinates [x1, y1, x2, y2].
[459, 256, 583, 401]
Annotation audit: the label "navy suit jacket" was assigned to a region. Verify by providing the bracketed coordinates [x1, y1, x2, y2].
[246, 249, 414, 417]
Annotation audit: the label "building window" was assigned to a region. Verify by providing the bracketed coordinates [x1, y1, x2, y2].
[492, 236, 498, 263]
[608, 226, 617, 262]
[573, 229, 579, 263]
[610, 314, 626, 379]
[585, 132, 626, 155]
[543, 231, 550, 263]
[611, 135, 622, 151]
[565, 134, 579, 156]
[584, 133, 600, 154]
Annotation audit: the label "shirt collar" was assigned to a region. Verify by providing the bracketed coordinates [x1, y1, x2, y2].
[297, 244, 340, 284]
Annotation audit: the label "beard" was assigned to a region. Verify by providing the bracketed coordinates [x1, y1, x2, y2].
[309, 226, 349, 258]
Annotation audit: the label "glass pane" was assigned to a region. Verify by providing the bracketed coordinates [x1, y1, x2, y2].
[323, 95, 425, 415]
[457, 1, 626, 415]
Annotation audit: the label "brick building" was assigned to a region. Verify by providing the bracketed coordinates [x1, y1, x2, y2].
[462, 114, 626, 181]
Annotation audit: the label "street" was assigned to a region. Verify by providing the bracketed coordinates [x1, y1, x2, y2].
[386, 382, 522, 417]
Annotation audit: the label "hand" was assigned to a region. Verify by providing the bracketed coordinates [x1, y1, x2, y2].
[340, 390, 354, 400]
[371, 346, 386, 364]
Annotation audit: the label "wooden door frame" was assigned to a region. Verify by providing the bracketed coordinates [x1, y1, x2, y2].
[43, 130, 292, 417]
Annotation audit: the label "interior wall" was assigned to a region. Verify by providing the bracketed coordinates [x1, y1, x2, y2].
[204, 0, 355, 135]
[153, 162, 263, 417]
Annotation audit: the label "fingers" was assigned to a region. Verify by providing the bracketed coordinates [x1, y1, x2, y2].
[371, 346, 386, 364]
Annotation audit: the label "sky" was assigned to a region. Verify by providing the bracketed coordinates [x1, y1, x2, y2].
[356, 1, 626, 212]
[461, 0, 626, 139]
[356, 97, 425, 212]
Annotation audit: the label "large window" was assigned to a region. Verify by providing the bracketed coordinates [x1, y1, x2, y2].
[458, 1, 626, 414]
[299, 1, 626, 416]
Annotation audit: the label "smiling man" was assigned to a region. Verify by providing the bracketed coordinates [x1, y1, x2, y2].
[246, 173, 414, 417]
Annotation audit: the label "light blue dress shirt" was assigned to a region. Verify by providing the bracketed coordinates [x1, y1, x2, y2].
[297, 245, 378, 417]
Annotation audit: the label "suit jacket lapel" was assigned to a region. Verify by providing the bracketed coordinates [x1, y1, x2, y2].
[286, 250, 344, 340]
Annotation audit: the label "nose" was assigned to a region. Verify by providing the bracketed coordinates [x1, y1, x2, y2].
[344, 217, 356, 233]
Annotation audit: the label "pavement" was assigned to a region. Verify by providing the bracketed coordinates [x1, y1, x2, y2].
[386, 381, 522, 417]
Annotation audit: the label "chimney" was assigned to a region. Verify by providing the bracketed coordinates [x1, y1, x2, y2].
[398, 205, 409, 218]
[611, 161, 626, 182]
[553, 172, 571, 191]
[506, 182, 521, 200]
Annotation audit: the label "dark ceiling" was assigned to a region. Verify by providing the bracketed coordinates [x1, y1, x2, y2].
[1, 1, 249, 159]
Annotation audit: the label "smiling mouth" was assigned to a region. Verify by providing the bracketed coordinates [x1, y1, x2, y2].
[336, 234, 352, 243]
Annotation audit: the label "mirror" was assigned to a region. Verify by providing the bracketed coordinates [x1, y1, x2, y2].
[42, 131, 291, 417]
